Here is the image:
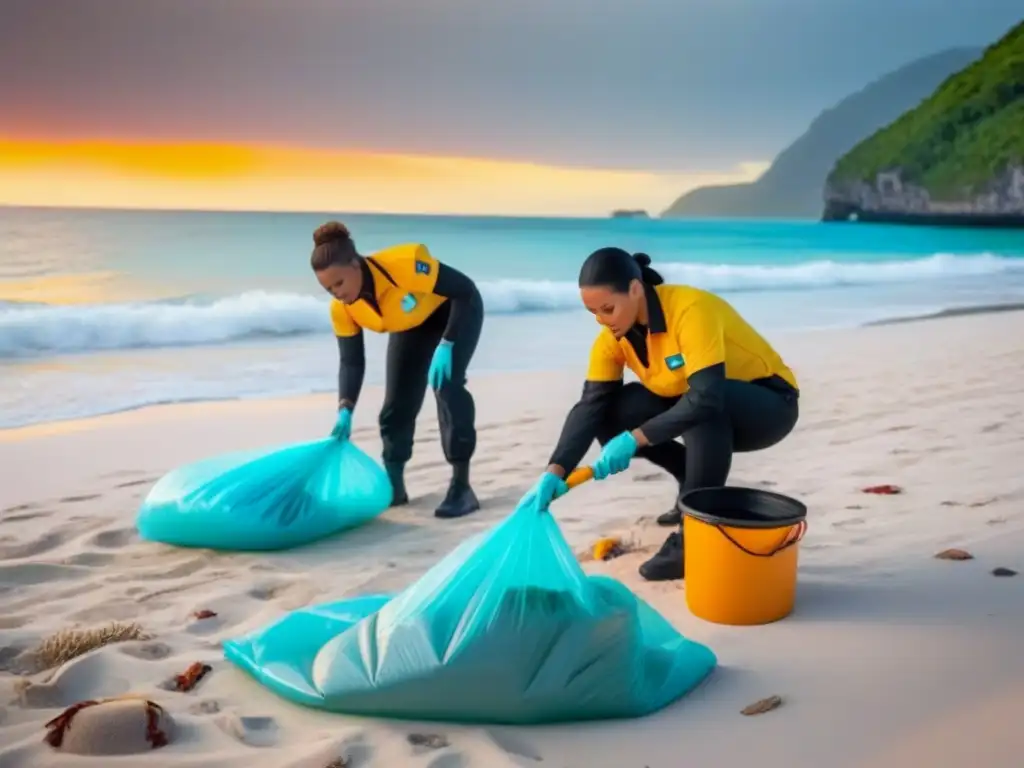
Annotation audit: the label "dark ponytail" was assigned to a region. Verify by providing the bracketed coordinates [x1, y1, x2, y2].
[630, 252, 664, 287]
[578, 247, 664, 293]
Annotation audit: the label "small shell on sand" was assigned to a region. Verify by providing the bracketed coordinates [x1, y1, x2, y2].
[741, 695, 783, 716]
[935, 548, 974, 561]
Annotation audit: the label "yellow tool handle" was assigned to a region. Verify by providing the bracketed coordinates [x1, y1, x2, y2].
[565, 466, 594, 489]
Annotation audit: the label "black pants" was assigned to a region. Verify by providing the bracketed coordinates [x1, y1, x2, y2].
[379, 295, 483, 466]
[595, 379, 799, 496]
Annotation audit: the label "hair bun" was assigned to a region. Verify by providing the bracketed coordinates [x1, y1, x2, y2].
[313, 221, 351, 247]
[632, 252, 651, 267]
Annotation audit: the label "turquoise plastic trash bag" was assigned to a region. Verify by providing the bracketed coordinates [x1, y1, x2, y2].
[224, 493, 717, 724]
[136, 434, 392, 551]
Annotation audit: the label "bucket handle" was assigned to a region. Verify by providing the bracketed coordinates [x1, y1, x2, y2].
[715, 519, 807, 558]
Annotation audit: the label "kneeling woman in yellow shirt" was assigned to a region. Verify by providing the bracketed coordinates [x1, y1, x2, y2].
[310, 221, 483, 519]
[532, 247, 800, 581]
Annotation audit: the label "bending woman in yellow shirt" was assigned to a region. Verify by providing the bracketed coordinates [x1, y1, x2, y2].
[310, 221, 483, 519]
[532, 247, 800, 581]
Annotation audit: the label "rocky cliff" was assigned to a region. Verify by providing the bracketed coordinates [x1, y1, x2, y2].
[824, 20, 1024, 227]
[661, 48, 982, 219]
[823, 165, 1024, 226]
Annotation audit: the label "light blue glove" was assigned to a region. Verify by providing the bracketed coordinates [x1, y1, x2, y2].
[525, 471, 569, 511]
[331, 407, 352, 440]
[428, 339, 454, 390]
[593, 431, 638, 480]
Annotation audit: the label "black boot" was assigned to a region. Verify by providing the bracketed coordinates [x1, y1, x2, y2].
[639, 531, 685, 581]
[656, 490, 684, 526]
[385, 461, 409, 507]
[434, 461, 480, 519]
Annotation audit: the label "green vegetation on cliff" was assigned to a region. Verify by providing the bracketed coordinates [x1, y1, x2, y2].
[830, 20, 1024, 197]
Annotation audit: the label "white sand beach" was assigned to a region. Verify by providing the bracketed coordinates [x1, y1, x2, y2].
[1, 309, 1023, 768]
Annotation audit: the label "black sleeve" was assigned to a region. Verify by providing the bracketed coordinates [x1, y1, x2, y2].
[639, 363, 726, 444]
[547, 380, 621, 472]
[336, 333, 366, 408]
[432, 262, 481, 343]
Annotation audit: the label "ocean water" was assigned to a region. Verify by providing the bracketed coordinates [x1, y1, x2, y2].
[2, 206, 1024, 430]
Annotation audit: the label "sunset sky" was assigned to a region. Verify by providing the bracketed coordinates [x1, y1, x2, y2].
[2, 0, 1019, 215]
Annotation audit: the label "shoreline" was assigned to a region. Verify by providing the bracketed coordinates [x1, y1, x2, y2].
[866, 301, 1024, 326]
[4, 302, 1024, 435]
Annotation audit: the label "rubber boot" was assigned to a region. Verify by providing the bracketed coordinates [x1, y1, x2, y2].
[434, 461, 480, 519]
[638, 531, 685, 581]
[656, 487, 685, 526]
[385, 461, 409, 507]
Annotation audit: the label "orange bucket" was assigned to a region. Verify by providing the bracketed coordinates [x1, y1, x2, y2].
[680, 486, 807, 626]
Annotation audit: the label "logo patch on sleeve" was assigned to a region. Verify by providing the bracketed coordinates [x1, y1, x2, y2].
[414, 259, 431, 275]
[664, 353, 685, 370]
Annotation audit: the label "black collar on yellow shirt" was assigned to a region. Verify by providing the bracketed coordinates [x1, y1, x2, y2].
[356, 258, 379, 314]
[624, 284, 667, 368]
[644, 283, 667, 333]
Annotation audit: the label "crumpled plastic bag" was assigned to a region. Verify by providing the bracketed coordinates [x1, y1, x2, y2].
[223, 489, 716, 724]
[136, 434, 392, 551]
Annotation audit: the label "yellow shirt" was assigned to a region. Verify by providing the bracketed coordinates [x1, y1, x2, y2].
[330, 243, 448, 337]
[585, 284, 798, 397]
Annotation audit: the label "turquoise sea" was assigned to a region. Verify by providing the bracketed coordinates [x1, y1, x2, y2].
[2, 206, 1024, 429]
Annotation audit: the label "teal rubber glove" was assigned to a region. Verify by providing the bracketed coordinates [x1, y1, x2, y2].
[331, 407, 352, 440]
[592, 431, 638, 480]
[428, 339, 454, 390]
[525, 471, 569, 511]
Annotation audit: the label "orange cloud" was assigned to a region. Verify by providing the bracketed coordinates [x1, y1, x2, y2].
[0, 137, 769, 216]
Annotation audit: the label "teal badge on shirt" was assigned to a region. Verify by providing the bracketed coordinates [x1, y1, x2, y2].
[665, 353, 685, 370]
[401, 293, 418, 313]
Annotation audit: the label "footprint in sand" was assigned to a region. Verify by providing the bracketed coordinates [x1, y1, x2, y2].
[0, 643, 28, 672]
[2, 502, 41, 515]
[0, 615, 29, 630]
[90, 528, 136, 549]
[485, 730, 544, 762]
[0, 531, 67, 560]
[3, 510, 53, 523]
[427, 754, 468, 768]
[64, 552, 117, 567]
[216, 714, 279, 747]
[129, 556, 208, 581]
[0, 562, 85, 586]
[188, 699, 221, 715]
[114, 477, 158, 489]
[831, 517, 866, 528]
[59, 494, 103, 504]
[119, 642, 172, 661]
[334, 734, 374, 768]
[248, 583, 285, 601]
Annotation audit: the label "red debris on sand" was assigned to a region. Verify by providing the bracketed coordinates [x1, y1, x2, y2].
[44, 700, 100, 748]
[145, 702, 169, 748]
[862, 484, 903, 495]
[193, 610, 217, 620]
[174, 662, 212, 692]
